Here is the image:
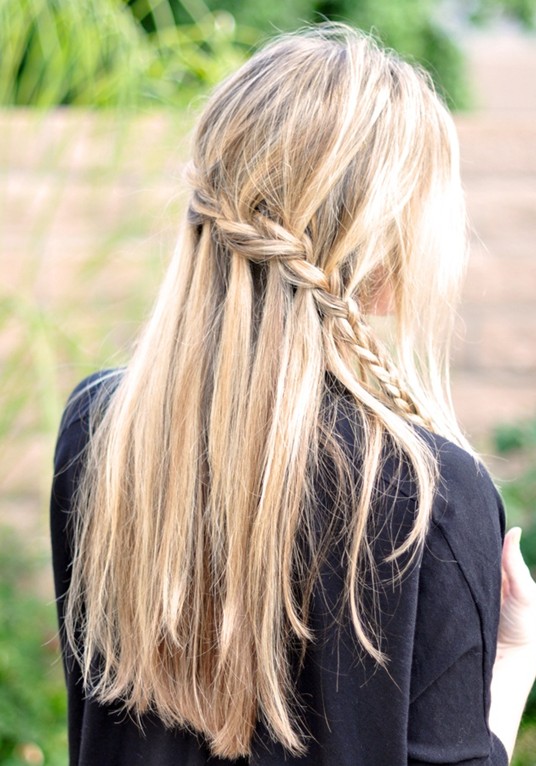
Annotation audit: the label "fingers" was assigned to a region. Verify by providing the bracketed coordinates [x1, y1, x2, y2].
[502, 527, 536, 606]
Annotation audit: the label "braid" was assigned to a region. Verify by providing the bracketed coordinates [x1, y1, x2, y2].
[279, 257, 432, 429]
[188, 186, 432, 429]
[344, 300, 431, 428]
[188, 188, 312, 263]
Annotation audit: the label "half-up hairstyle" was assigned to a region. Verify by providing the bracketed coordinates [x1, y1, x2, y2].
[64, 23, 469, 760]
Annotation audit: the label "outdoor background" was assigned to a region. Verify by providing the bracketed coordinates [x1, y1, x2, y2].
[1, 1, 535, 764]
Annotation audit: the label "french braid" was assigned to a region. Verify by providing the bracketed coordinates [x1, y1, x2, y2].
[188, 188, 432, 429]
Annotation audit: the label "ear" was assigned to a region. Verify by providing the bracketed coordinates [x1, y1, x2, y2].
[362, 267, 395, 316]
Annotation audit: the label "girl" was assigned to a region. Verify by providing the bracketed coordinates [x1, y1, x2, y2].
[51, 23, 536, 765]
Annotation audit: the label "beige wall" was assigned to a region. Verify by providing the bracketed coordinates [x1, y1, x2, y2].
[452, 31, 536, 439]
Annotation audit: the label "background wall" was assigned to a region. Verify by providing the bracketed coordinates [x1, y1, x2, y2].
[453, 30, 536, 439]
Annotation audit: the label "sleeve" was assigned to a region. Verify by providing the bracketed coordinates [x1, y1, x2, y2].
[50, 414, 89, 766]
[407, 440, 509, 766]
[50, 370, 121, 765]
[292, 409, 507, 766]
[51, 369, 120, 625]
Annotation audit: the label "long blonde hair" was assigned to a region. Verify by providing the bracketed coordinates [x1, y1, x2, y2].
[65, 23, 469, 759]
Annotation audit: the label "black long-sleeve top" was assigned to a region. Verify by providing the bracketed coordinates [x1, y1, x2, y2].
[50, 370, 509, 765]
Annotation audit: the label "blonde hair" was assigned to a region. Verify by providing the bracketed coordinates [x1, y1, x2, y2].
[65, 23, 469, 759]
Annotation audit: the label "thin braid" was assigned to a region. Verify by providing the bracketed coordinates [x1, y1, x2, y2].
[345, 298, 431, 427]
[188, 186, 431, 428]
[279, 257, 432, 428]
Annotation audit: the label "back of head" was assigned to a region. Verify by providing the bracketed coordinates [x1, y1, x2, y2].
[65, 23, 469, 760]
[188, 24, 466, 429]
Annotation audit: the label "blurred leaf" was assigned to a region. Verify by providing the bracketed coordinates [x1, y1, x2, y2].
[0, 0, 152, 107]
[494, 420, 536, 454]
[0, 0, 257, 108]
[0, 528, 67, 765]
[470, 0, 536, 28]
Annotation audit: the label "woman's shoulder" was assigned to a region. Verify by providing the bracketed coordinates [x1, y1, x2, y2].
[332, 386, 504, 525]
[330, 391, 505, 581]
[375, 420, 504, 532]
[415, 429, 504, 665]
[58, 368, 124, 434]
[418, 428, 505, 541]
[53, 368, 124, 472]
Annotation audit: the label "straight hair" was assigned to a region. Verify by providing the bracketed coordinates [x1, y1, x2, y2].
[64, 23, 470, 759]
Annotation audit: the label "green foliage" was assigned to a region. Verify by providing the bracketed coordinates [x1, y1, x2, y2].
[513, 722, 536, 766]
[495, 430, 536, 554]
[493, 418, 536, 561]
[0, 529, 67, 765]
[470, 0, 536, 27]
[4, 0, 535, 110]
[0, 0, 255, 107]
[139, 13, 258, 107]
[125, 0, 312, 34]
[494, 419, 536, 455]
[0, 0, 149, 106]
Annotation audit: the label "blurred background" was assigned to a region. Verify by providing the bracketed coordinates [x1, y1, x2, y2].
[1, 1, 535, 764]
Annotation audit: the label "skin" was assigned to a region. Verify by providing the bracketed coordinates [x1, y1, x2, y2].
[362, 268, 395, 316]
[489, 528, 536, 761]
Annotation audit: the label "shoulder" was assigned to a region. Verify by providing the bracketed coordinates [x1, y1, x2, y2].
[407, 431, 505, 757]
[58, 368, 124, 433]
[329, 388, 505, 547]
[378, 424, 505, 542]
[414, 429, 505, 612]
[419, 428, 505, 549]
[51, 370, 124, 587]
[53, 368, 124, 472]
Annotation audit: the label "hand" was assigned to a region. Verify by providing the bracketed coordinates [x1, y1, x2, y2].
[489, 528, 536, 759]
[497, 527, 536, 654]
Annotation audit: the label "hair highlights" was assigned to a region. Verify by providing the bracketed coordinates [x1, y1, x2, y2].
[64, 24, 469, 759]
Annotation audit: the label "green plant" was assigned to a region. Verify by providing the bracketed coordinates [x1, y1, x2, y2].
[0, 0, 257, 108]
[0, 528, 67, 765]
[493, 417, 536, 568]
[470, 0, 536, 27]
[3, 0, 536, 110]
[0, 0, 149, 106]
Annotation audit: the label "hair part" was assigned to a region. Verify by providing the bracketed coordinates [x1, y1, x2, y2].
[65, 22, 469, 759]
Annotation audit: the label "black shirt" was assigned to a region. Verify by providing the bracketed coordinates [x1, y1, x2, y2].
[50, 371, 509, 765]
